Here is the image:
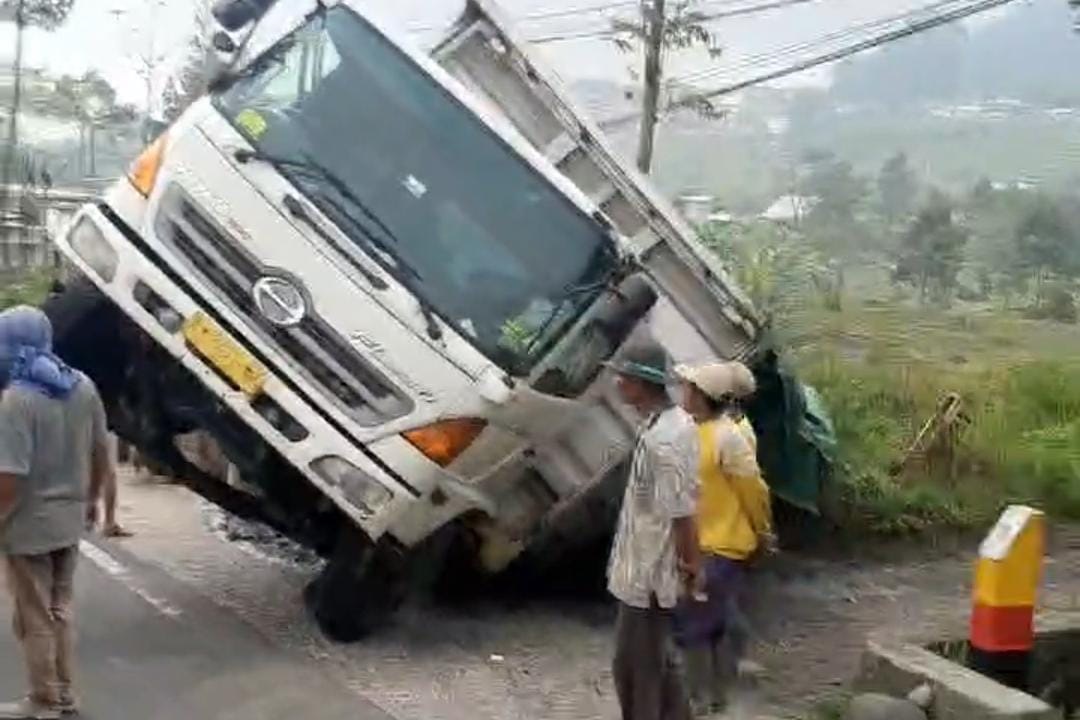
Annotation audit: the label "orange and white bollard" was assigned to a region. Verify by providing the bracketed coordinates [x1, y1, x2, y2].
[970, 505, 1046, 690]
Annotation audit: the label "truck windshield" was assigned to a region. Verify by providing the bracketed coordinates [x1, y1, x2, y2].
[213, 6, 617, 373]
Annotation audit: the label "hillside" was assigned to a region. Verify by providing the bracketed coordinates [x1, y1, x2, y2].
[581, 0, 1080, 208]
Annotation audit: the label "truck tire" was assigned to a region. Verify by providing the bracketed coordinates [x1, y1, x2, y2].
[495, 462, 626, 596]
[43, 276, 134, 410]
[305, 526, 407, 643]
[45, 279, 201, 473]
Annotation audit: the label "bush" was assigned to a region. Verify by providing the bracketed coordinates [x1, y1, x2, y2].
[802, 353, 1080, 533]
[1024, 285, 1078, 324]
[0, 270, 56, 311]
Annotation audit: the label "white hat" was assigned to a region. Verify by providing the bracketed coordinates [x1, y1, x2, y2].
[674, 361, 756, 401]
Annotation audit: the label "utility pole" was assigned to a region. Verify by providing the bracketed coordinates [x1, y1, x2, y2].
[3, 0, 25, 189]
[140, 0, 167, 142]
[636, 0, 666, 174]
[2, 0, 27, 270]
[111, 1, 166, 143]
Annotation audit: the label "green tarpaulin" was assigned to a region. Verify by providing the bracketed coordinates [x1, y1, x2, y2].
[747, 350, 837, 515]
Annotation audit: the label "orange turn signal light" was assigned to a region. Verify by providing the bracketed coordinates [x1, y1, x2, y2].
[127, 134, 168, 197]
[402, 418, 487, 467]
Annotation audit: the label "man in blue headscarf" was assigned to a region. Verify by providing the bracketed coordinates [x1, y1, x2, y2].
[0, 306, 112, 719]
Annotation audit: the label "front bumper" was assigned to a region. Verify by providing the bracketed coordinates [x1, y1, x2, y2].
[57, 204, 421, 540]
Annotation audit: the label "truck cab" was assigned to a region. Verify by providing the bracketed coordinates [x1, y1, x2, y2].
[51, 0, 769, 640]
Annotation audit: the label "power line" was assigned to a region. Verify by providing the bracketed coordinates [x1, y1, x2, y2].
[528, 0, 818, 44]
[675, 1, 947, 83]
[525, 26, 622, 44]
[680, 0, 1017, 106]
[513, 0, 641, 22]
[406, 0, 807, 36]
[404, 1, 640, 34]
[600, 0, 1019, 128]
[673, 0, 964, 85]
[527, 0, 798, 22]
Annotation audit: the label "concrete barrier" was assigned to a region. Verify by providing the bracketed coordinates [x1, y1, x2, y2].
[856, 637, 1056, 720]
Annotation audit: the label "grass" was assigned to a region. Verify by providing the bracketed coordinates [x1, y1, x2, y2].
[784, 296, 1080, 534]
[0, 269, 56, 311]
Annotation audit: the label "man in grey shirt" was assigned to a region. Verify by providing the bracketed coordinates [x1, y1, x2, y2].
[0, 307, 111, 719]
[605, 342, 701, 720]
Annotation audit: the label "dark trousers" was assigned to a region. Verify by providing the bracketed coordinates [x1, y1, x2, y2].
[673, 556, 749, 706]
[613, 601, 691, 720]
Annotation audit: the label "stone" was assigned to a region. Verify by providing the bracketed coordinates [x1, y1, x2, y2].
[906, 683, 933, 709]
[845, 693, 927, 720]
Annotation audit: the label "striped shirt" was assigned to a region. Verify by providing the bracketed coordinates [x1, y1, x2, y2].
[607, 406, 700, 609]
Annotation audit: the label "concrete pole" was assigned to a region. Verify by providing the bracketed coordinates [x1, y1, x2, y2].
[3, 0, 24, 185]
[2, 0, 25, 270]
[635, 0, 666, 175]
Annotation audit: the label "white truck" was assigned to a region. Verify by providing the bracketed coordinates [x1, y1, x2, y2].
[48, 0, 792, 640]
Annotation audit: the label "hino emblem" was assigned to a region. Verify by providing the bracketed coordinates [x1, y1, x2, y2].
[252, 276, 307, 327]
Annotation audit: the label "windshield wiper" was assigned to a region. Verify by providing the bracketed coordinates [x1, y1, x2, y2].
[311, 192, 445, 340]
[521, 276, 616, 363]
[235, 149, 400, 250]
[236, 148, 442, 339]
[519, 242, 622, 363]
[281, 194, 388, 291]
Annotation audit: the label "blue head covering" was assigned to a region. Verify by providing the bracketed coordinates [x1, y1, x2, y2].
[0, 306, 80, 399]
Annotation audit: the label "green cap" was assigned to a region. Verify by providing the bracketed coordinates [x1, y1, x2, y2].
[603, 342, 670, 386]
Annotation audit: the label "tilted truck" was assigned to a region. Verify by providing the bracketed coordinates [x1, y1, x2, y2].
[47, 0, 831, 640]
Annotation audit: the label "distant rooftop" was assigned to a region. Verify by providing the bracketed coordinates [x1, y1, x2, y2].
[761, 195, 817, 223]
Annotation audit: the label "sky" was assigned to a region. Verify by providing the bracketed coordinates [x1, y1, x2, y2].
[0, 0, 1028, 113]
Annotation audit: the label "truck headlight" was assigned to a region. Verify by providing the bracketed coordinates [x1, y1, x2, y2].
[311, 456, 393, 516]
[68, 217, 119, 281]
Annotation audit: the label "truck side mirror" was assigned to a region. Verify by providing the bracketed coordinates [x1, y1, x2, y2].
[211, 0, 277, 32]
[204, 1, 266, 91]
[211, 31, 237, 54]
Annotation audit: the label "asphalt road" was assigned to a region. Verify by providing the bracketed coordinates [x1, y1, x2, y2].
[0, 538, 392, 720]
[10, 468, 1053, 720]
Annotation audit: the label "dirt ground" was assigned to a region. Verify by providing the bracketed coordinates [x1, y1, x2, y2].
[106, 468, 1080, 719]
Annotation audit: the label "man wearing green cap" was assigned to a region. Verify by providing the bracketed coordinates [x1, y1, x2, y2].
[605, 341, 701, 720]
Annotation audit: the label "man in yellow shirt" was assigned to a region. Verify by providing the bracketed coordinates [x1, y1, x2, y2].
[673, 361, 774, 715]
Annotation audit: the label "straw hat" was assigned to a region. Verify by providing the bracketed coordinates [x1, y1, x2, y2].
[674, 361, 756, 401]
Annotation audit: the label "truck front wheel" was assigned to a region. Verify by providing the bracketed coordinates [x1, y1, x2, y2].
[304, 525, 407, 642]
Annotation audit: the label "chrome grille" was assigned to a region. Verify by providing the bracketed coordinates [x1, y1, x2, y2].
[156, 190, 412, 425]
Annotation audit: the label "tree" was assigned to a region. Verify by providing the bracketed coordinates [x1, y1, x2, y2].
[1028, 281, 1078, 323]
[1015, 195, 1077, 297]
[700, 220, 830, 325]
[611, 1, 722, 174]
[162, 0, 215, 124]
[0, 0, 75, 29]
[965, 182, 1023, 300]
[878, 152, 918, 222]
[2, 0, 77, 184]
[893, 190, 969, 302]
[971, 177, 994, 204]
[802, 157, 868, 227]
[49, 72, 134, 177]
